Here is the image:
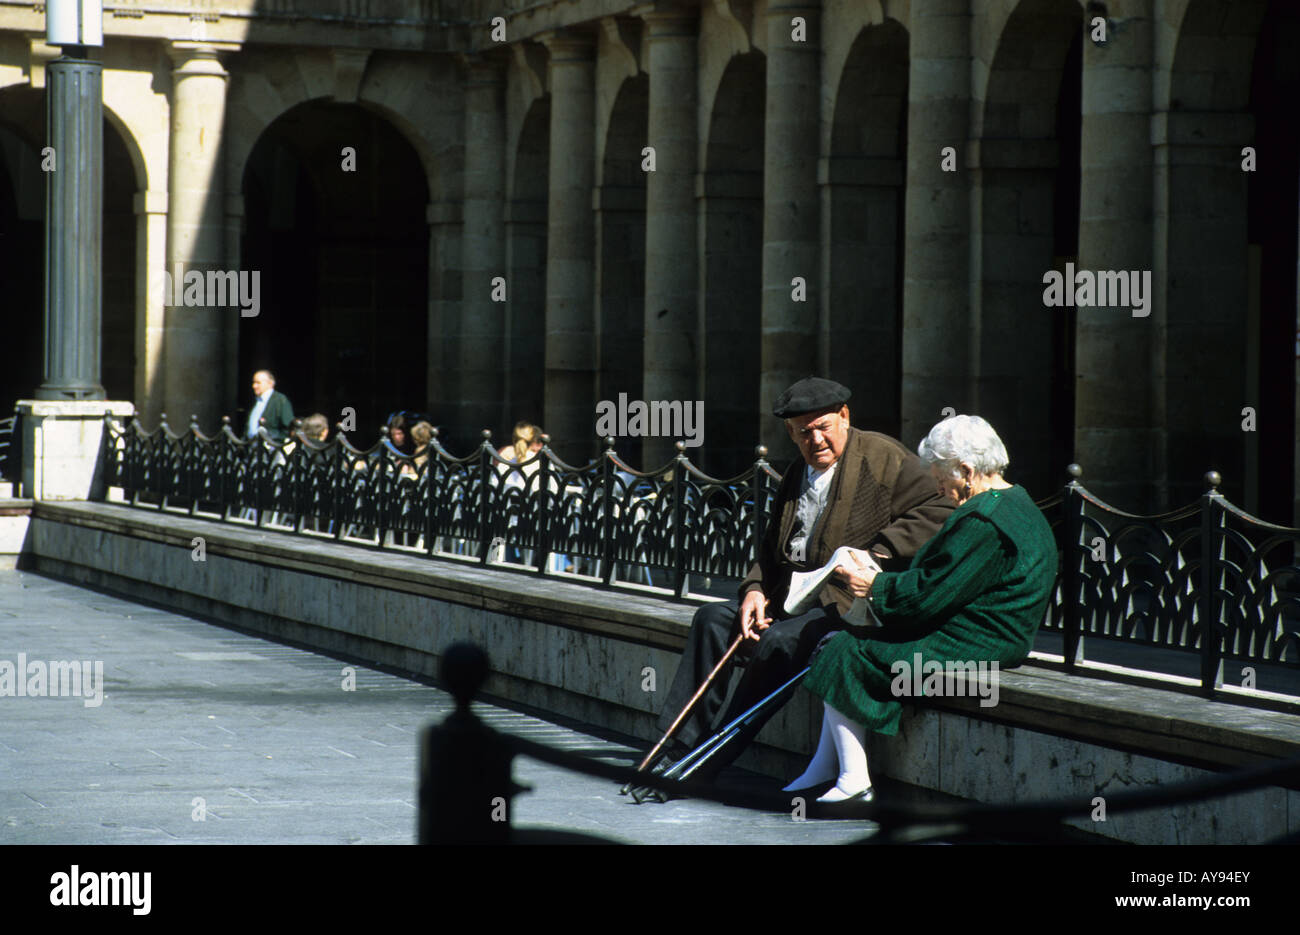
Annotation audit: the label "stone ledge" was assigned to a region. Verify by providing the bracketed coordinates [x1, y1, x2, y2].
[28, 500, 1300, 790]
[33, 501, 699, 652]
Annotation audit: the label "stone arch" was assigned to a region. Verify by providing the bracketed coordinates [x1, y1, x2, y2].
[238, 99, 430, 442]
[0, 85, 138, 407]
[224, 51, 450, 214]
[823, 18, 908, 440]
[700, 50, 764, 476]
[972, 0, 1081, 496]
[595, 73, 648, 464]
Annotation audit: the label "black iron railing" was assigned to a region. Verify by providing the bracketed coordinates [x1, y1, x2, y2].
[103, 413, 782, 600]
[101, 414, 1300, 693]
[0, 414, 16, 484]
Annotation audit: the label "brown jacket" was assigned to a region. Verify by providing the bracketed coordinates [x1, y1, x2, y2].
[739, 428, 953, 617]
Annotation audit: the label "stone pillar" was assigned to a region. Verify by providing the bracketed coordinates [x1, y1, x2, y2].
[427, 200, 462, 444]
[459, 54, 508, 440]
[761, 1, 821, 451]
[164, 42, 234, 431]
[18, 400, 135, 500]
[1076, 2, 1156, 509]
[1151, 110, 1252, 509]
[133, 190, 168, 428]
[39, 54, 104, 401]
[900, 0, 970, 448]
[540, 30, 596, 460]
[223, 192, 244, 423]
[641, 5, 698, 465]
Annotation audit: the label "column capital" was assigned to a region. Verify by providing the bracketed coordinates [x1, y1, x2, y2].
[537, 27, 596, 61]
[457, 50, 510, 87]
[167, 41, 239, 73]
[133, 190, 169, 216]
[27, 36, 59, 89]
[765, 0, 820, 14]
[637, 2, 699, 38]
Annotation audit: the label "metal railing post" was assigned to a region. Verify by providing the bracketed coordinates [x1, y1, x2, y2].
[536, 436, 553, 575]
[478, 430, 492, 564]
[1062, 464, 1084, 668]
[1199, 470, 1225, 695]
[601, 437, 616, 586]
[672, 442, 688, 599]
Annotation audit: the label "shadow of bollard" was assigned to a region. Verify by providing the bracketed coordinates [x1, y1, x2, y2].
[417, 642, 626, 845]
[417, 643, 524, 844]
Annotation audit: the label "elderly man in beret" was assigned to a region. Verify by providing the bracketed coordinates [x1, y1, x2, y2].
[651, 377, 953, 781]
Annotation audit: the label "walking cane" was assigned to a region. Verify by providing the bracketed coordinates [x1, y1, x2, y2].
[663, 666, 810, 783]
[620, 631, 750, 796]
[626, 666, 811, 802]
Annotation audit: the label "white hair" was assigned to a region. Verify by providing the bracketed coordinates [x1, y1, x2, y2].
[917, 415, 1009, 479]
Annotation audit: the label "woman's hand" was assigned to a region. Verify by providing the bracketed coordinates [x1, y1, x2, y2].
[834, 552, 879, 598]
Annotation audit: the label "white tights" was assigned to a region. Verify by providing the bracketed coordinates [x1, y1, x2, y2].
[782, 702, 871, 802]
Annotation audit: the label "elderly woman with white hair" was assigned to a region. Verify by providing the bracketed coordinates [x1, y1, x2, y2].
[785, 415, 1057, 803]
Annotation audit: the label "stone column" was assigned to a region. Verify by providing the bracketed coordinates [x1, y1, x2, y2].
[1075, 2, 1157, 509]
[164, 42, 234, 430]
[540, 30, 597, 460]
[427, 201, 462, 444]
[459, 54, 508, 440]
[761, 0, 821, 451]
[223, 192, 244, 423]
[640, 4, 698, 465]
[900, 0, 970, 448]
[1151, 111, 1252, 510]
[38, 54, 104, 401]
[134, 190, 168, 428]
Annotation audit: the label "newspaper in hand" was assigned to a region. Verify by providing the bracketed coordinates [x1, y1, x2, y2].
[784, 546, 884, 627]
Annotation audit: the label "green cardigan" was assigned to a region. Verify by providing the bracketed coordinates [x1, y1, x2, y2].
[804, 484, 1057, 735]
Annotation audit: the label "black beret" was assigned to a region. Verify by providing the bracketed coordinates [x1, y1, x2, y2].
[771, 377, 851, 418]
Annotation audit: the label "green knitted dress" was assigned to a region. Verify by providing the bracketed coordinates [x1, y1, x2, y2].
[804, 485, 1058, 735]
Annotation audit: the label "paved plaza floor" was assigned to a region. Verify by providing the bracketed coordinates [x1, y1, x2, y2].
[0, 571, 873, 845]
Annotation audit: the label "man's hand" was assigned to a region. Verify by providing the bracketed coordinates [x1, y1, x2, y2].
[739, 590, 772, 641]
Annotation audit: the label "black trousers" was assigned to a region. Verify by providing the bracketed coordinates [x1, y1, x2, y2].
[655, 599, 841, 773]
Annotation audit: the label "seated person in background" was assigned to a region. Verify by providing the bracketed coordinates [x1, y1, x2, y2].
[400, 421, 436, 478]
[497, 421, 544, 491]
[786, 415, 1058, 803]
[386, 413, 414, 457]
[651, 377, 952, 781]
[301, 413, 330, 443]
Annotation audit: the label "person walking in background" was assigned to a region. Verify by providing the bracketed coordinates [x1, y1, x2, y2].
[246, 370, 294, 442]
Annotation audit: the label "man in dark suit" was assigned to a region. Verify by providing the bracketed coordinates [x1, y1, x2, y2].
[652, 377, 953, 779]
[246, 370, 295, 442]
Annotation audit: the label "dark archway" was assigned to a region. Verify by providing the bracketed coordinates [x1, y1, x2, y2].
[976, 0, 1081, 497]
[505, 95, 549, 447]
[240, 100, 429, 442]
[1247, 2, 1299, 523]
[0, 86, 136, 410]
[597, 73, 648, 466]
[826, 20, 908, 441]
[701, 51, 764, 477]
